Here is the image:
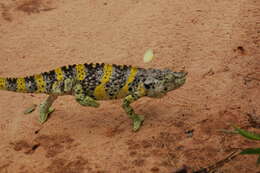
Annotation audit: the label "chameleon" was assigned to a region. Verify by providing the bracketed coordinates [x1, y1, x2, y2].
[0, 63, 187, 131]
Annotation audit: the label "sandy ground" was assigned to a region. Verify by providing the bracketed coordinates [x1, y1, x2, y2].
[0, 0, 259, 172]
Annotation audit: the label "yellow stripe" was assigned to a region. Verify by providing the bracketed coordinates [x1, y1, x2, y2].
[75, 64, 86, 80]
[0, 77, 6, 90]
[137, 85, 146, 96]
[16, 77, 26, 92]
[91, 63, 96, 68]
[55, 67, 63, 81]
[117, 67, 138, 98]
[94, 64, 113, 99]
[34, 74, 45, 93]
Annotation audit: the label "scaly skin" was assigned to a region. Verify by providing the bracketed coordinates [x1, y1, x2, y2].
[0, 63, 187, 131]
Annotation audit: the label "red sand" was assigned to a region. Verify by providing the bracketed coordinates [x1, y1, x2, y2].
[0, 0, 259, 172]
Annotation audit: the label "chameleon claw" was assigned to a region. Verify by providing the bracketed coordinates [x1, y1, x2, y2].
[39, 107, 55, 124]
[48, 107, 55, 114]
[74, 89, 100, 108]
[39, 112, 47, 124]
[132, 114, 144, 131]
[91, 102, 100, 108]
[76, 98, 100, 108]
[38, 95, 57, 124]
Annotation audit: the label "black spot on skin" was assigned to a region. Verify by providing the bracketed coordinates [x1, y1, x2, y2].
[42, 70, 56, 82]
[61, 65, 75, 78]
[25, 76, 37, 92]
[144, 83, 150, 89]
[6, 78, 17, 91]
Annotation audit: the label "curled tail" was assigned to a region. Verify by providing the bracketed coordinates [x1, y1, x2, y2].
[0, 75, 46, 93]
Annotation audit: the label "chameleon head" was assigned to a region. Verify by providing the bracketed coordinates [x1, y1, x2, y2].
[143, 69, 187, 98]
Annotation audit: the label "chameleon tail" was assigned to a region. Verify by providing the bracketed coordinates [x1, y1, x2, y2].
[0, 77, 28, 92]
[0, 75, 44, 93]
[0, 77, 6, 91]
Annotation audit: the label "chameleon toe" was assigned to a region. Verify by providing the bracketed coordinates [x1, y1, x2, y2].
[132, 114, 144, 131]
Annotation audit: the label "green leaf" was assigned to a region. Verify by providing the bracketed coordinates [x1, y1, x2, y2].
[143, 49, 154, 63]
[240, 148, 260, 155]
[234, 126, 260, 140]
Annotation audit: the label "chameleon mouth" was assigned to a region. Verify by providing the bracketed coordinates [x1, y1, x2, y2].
[174, 71, 188, 78]
[174, 71, 187, 88]
[178, 77, 186, 85]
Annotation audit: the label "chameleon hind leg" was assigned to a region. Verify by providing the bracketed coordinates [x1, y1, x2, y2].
[39, 95, 57, 123]
[39, 79, 74, 123]
[73, 83, 100, 108]
[122, 94, 144, 131]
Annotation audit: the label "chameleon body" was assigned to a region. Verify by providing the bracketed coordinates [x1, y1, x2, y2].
[0, 63, 187, 131]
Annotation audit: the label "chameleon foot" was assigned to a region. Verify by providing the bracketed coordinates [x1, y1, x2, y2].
[132, 114, 144, 131]
[75, 96, 100, 107]
[73, 83, 100, 108]
[122, 94, 145, 132]
[39, 107, 55, 124]
[39, 95, 57, 124]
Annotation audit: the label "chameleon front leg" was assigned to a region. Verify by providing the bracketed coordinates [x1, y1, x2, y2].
[39, 95, 57, 123]
[73, 83, 100, 108]
[122, 94, 144, 131]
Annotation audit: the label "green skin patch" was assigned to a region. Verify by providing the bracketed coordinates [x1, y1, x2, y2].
[39, 95, 57, 123]
[122, 94, 145, 131]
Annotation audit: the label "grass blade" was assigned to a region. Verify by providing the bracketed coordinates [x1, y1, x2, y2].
[234, 126, 260, 140]
[240, 148, 260, 155]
